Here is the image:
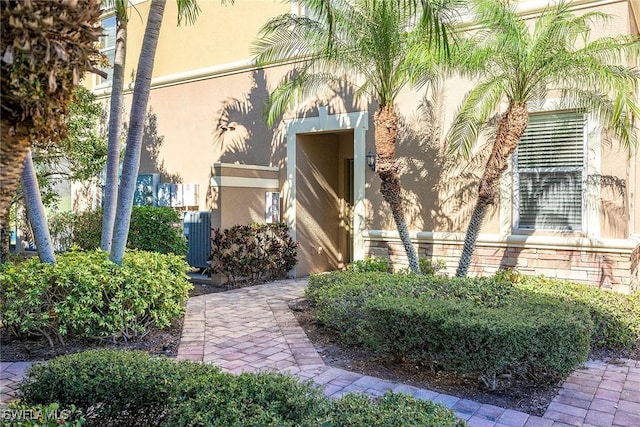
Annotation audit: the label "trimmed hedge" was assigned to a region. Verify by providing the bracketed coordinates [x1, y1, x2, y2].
[365, 294, 592, 386]
[330, 393, 465, 427]
[306, 271, 515, 346]
[506, 273, 640, 352]
[306, 271, 609, 388]
[19, 350, 464, 427]
[0, 250, 191, 344]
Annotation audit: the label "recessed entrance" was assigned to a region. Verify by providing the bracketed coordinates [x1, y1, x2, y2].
[284, 107, 368, 277]
[296, 132, 354, 275]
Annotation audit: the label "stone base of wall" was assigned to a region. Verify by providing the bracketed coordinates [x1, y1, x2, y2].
[365, 234, 639, 294]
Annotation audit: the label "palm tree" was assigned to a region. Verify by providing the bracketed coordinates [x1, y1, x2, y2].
[449, 0, 640, 276]
[0, 0, 103, 262]
[109, 0, 202, 265]
[253, 0, 459, 274]
[100, 0, 129, 252]
[21, 149, 56, 264]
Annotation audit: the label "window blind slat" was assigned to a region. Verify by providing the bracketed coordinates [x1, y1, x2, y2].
[516, 112, 585, 231]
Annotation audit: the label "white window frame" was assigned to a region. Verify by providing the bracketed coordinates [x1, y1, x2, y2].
[95, 14, 116, 88]
[512, 109, 600, 235]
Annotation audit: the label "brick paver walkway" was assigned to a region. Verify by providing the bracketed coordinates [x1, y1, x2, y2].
[3, 278, 639, 427]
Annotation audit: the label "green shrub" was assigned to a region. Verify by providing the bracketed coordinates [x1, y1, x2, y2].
[364, 293, 592, 387]
[47, 207, 187, 255]
[20, 350, 464, 427]
[419, 258, 447, 276]
[307, 271, 595, 388]
[166, 372, 330, 427]
[504, 272, 640, 352]
[19, 350, 212, 426]
[0, 250, 191, 344]
[329, 393, 465, 427]
[0, 402, 85, 426]
[347, 257, 391, 273]
[209, 223, 297, 284]
[127, 206, 187, 255]
[306, 271, 516, 345]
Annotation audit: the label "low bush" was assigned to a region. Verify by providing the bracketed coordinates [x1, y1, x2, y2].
[19, 350, 464, 427]
[347, 257, 391, 273]
[419, 258, 447, 275]
[19, 350, 209, 426]
[209, 223, 297, 284]
[329, 393, 465, 427]
[307, 271, 597, 388]
[306, 271, 516, 346]
[364, 294, 592, 387]
[497, 271, 640, 352]
[0, 250, 191, 344]
[166, 371, 330, 426]
[47, 207, 187, 255]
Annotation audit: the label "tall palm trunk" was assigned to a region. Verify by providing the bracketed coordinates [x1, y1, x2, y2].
[22, 149, 56, 264]
[110, 0, 166, 265]
[101, 16, 127, 251]
[0, 121, 31, 262]
[374, 105, 420, 274]
[456, 102, 529, 277]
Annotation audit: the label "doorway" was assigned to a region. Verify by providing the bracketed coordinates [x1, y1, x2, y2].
[284, 107, 368, 277]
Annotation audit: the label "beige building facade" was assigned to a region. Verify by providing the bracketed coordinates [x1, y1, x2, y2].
[88, 0, 640, 292]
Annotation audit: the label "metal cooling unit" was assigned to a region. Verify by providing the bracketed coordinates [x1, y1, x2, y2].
[184, 211, 211, 269]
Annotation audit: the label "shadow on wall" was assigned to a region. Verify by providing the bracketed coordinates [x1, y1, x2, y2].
[497, 172, 628, 284]
[387, 89, 495, 234]
[137, 108, 182, 184]
[207, 69, 283, 210]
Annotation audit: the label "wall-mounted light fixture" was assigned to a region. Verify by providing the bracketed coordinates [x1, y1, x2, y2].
[366, 150, 376, 172]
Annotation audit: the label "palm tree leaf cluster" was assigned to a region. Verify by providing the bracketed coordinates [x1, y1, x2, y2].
[449, 0, 639, 276]
[449, 0, 640, 157]
[254, 0, 462, 274]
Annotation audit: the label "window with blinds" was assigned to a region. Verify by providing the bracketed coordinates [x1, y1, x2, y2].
[516, 111, 586, 231]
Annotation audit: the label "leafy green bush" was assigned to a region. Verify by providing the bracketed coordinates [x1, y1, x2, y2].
[166, 371, 330, 427]
[47, 207, 187, 255]
[364, 293, 592, 387]
[306, 271, 516, 345]
[19, 350, 209, 426]
[19, 350, 464, 427]
[497, 271, 640, 352]
[209, 223, 297, 284]
[127, 206, 187, 255]
[419, 258, 447, 276]
[347, 257, 391, 273]
[307, 271, 596, 388]
[329, 393, 465, 427]
[0, 250, 191, 344]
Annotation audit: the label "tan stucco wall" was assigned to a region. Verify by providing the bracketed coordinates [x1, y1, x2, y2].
[92, 0, 639, 285]
[91, 0, 289, 88]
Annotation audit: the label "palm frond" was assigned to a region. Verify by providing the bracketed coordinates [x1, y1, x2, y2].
[252, 0, 462, 125]
[447, 76, 507, 156]
[176, 0, 202, 26]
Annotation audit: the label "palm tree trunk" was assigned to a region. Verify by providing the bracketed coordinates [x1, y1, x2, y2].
[374, 105, 420, 274]
[101, 16, 127, 252]
[22, 149, 56, 264]
[0, 120, 31, 262]
[456, 102, 529, 277]
[110, 0, 166, 265]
